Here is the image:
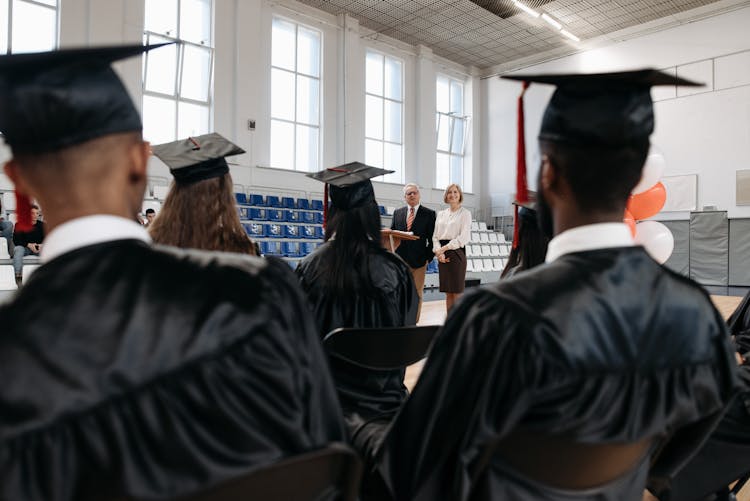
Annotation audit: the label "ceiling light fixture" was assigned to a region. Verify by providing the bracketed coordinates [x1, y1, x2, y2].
[560, 29, 581, 42]
[541, 13, 562, 30]
[512, 0, 540, 18]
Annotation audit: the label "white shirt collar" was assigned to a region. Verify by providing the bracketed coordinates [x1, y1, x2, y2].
[407, 204, 420, 213]
[41, 215, 151, 263]
[545, 222, 634, 263]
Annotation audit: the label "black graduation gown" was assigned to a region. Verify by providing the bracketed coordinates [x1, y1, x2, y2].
[378, 247, 738, 501]
[0, 240, 345, 501]
[296, 242, 418, 419]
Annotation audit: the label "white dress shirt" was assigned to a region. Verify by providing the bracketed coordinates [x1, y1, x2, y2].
[41, 215, 151, 263]
[545, 222, 634, 263]
[432, 206, 472, 252]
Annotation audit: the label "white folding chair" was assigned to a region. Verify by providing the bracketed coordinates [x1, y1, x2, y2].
[471, 244, 481, 257]
[473, 259, 484, 272]
[2, 192, 15, 211]
[466, 259, 475, 272]
[481, 245, 491, 257]
[471, 232, 480, 243]
[0, 237, 9, 259]
[0, 265, 17, 290]
[478, 222, 488, 232]
[492, 258, 503, 271]
[479, 233, 489, 243]
[466, 245, 475, 257]
[499, 244, 510, 257]
[488, 233, 498, 243]
[495, 233, 506, 243]
[489, 244, 500, 256]
[22, 264, 40, 283]
[483, 258, 493, 271]
[471, 221, 479, 231]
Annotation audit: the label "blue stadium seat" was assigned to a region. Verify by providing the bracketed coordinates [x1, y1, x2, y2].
[249, 208, 267, 221]
[282, 241, 301, 257]
[248, 194, 265, 206]
[297, 198, 310, 210]
[235, 193, 248, 205]
[266, 195, 281, 207]
[237, 207, 248, 220]
[244, 223, 266, 237]
[427, 258, 439, 274]
[314, 226, 324, 239]
[267, 209, 286, 222]
[261, 241, 282, 256]
[283, 225, 300, 238]
[285, 210, 300, 222]
[301, 211, 316, 224]
[266, 224, 283, 238]
[311, 199, 324, 211]
[302, 225, 316, 239]
[378, 205, 386, 215]
[314, 211, 324, 224]
[301, 242, 318, 255]
[281, 197, 295, 208]
[286, 259, 298, 270]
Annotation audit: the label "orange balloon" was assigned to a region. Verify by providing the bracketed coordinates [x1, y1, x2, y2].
[624, 209, 636, 237]
[627, 182, 666, 220]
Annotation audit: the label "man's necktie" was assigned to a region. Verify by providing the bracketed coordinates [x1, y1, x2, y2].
[407, 207, 415, 231]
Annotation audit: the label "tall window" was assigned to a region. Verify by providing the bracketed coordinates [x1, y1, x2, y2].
[142, 0, 213, 145]
[0, 0, 58, 54]
[436, 75, 468, 191]
[270, 17, 321, 172]
[365, 50, 403, 183]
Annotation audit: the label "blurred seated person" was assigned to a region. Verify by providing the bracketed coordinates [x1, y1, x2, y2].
[501, 200, 549, 279]
[143, 207, 155, 227]
[647, 293, 750, 501]
[0, 196, 12, 256]
[373, 70, 738, 501]
[148, 133, 256, 256]
[296, 163, 418, 453]
[12, 203, 43, 281]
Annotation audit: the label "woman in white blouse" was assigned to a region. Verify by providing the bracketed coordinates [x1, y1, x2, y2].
[432, 183, 472, 311]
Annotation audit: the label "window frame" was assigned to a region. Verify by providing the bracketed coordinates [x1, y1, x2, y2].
[364, 48, 404, 184]
[1, 0, 59, 55]
[142, 0, 214, 143]
[435, 74, 469, 191]
[269, 15, 322, 172]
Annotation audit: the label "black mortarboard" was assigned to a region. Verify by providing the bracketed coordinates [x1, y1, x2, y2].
[502, 69, 702, 147]
[152, 133, 245, 185]
[0, 43, 168, 154]
[307, 162, 392, 211]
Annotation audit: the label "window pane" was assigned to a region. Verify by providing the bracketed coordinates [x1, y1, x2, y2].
[179, 0, 211, 45]
[384, 100, 401, 143]
[272, 18, 296, 71]
[365, 139, 383, 169]
[365, 95, 383, 140]
[436, 114, 450, 151]
[436, 76, 449, 113]
[383, 142, 402, 182]
[145, 40, 178, 94]
[365, 51, 383, 96]
[450, 155, 463, 186]
[0, 0, 8, 54]
[451, 118, 465, 154]
[180, 44, 211, 101]
[436, 152, 449, 189]
[12, 1, 55, 53]
[145, 0, 177, 37]
[143, 95, 176, 144]
[177, 101, 209, 138]
[450, 80, 464, 114]
[271, 68, 295, 121]
[271, 120, 294, 170]
[296, 75, 319, 126]
[295, 125, 319, 172]
[297, 26, 320, 77]
[384, 56, 401, 100]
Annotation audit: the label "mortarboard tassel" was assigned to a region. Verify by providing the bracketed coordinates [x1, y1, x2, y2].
[15, 191, 33, 232]
[513, 81, 530, 250]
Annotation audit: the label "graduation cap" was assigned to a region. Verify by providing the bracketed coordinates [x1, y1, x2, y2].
[151, 133, 245, 185]
[0, 43, 168, 230]
[306, 162, 392, 227]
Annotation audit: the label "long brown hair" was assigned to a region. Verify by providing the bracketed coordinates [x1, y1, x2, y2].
[149, 173, 256, 255]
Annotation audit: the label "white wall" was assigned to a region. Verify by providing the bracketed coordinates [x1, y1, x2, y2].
[483, 5, 750, 219]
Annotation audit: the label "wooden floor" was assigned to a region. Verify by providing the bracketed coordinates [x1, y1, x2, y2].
[408, 295, 750, 501]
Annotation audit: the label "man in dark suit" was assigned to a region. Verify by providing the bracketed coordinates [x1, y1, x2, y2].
[390, 183, 435, 321]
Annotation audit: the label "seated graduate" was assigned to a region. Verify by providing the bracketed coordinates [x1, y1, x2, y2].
[295, 163, 418, 440]
[647, 294, 750, 501]
[0, 45, 344, 501]
[500, 199, 549, 279]
[373, 70, 739, 501]
[148, 133, 257, 255]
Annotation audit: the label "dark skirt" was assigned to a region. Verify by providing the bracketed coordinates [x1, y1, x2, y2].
[438, 240, 467, 293]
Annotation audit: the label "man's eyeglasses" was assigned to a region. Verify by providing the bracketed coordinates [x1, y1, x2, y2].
[405, 191, 418, 196]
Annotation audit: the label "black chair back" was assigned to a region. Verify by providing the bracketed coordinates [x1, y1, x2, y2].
[323, 325, 439, 370]
[173, 443, 362, 501]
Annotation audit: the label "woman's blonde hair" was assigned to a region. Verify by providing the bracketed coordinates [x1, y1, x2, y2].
[443, 183, 463, 204]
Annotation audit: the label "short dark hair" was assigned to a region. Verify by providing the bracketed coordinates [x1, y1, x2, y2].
[540, 139, 649, 213]
[145, 208, 155, 215]
[30, 204, 39, 210]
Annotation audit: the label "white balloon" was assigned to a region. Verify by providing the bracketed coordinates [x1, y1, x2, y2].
[633, 152, 666, 194]
[635, 221, 674, 264]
